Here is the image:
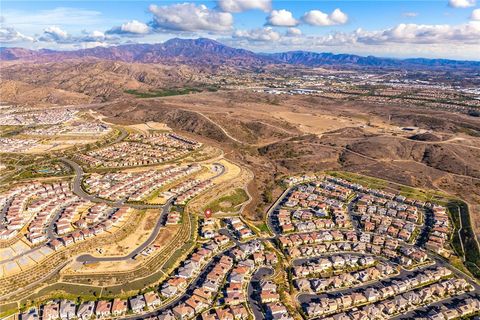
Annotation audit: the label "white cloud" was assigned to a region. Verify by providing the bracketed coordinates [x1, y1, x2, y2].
[233, 27, 281, 42]
[1, 7, 113, 46]
[74, 41, 110, 49]
[471, 8, 480, 20]
[0, 26, 34, 43]
[37, 26, 118, 44]
[403, 12, 419, 18]
[286, 27, 302, 36]
[355, 22, 480, 44]
[148, 3, 233, 32]
[38, 26, 70, 42]
[266, 9, 298, 27]
[216, 0, 271, 13]
[229, 20, 480, 58]
[302, 8, 349, 26]
[0, 16, 34, 43]
[107, 20, 150, 35]
[288, 21, 480, 47]
[448, 0, 476, 8]
[80, 30, 109, 42]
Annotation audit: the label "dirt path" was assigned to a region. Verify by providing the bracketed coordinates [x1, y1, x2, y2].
[187, 110, 246, 144]
[381, 134, 480, 151]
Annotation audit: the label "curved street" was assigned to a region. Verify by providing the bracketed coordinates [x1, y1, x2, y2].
[61, 158, 166, 210]
[75, 197, 174, 263]
[61, 158, 226, 263]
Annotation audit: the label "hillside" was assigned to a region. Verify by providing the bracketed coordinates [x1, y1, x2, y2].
[0, 79, 92, 105]
[0, 59, 206, 103]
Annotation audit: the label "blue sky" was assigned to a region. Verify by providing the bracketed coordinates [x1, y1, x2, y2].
[1, 0, 479, 59]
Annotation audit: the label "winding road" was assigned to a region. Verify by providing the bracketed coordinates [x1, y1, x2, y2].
[61, 158, 166, 210]
[60, 158, 226, 263]
[75, 198, 174, 263]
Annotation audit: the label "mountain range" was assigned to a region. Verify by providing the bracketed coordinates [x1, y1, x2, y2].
[1, 37, 479, 70]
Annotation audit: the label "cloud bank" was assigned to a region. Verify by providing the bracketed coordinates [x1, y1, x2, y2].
[148, 3, 233, 32]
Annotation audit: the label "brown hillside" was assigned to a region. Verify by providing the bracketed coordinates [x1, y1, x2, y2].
[0, 59, 204, 101]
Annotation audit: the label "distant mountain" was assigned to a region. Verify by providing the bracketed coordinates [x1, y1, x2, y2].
[1, 37, 479, 70]
[265, 51, 400, 67]
[0, 38, 272, 67]
[265, 51, 480, 69]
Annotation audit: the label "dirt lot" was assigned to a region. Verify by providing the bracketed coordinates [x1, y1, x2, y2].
[92, 210, 157, 257]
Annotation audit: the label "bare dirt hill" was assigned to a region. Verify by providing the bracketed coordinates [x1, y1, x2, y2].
[0, 59, 205, 102]
[0, 79, 91, 105]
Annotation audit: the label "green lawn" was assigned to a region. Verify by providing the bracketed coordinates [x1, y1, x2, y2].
[204, 188, 249, 213]
[255, 222, 270, 233]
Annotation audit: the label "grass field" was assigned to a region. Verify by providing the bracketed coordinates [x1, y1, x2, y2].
[204, 188, 249, 213]
[326, 171, 388, 189]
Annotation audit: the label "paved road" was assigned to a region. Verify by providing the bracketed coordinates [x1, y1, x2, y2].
[122, 244, 238, 320]
[248, 266, 274, 320]
[61, 158, 166, 210]
[291, 252, 390, 267]
[76, 198, 174, 263]
[61, 159, 226, 210]
[297, 263, 442, 305]
[64, 159, 226, 262]
[219, 227, 241, 246]
[107, 127, 128, 145]
[297, 253, 480, 306]
[47, 207, 64, 241]
[265, 186, 292, 238]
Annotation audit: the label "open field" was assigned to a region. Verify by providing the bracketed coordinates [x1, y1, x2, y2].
[272, 111, 387, 136]
[126, 122, 171, 133]
[204, 188, 249, 214]
[85, 210, 157, 258]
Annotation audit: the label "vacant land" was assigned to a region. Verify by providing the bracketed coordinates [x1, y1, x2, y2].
[205, 188, 249, 214]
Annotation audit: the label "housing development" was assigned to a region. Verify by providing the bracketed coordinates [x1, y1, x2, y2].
[0, 101, 478, 320]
